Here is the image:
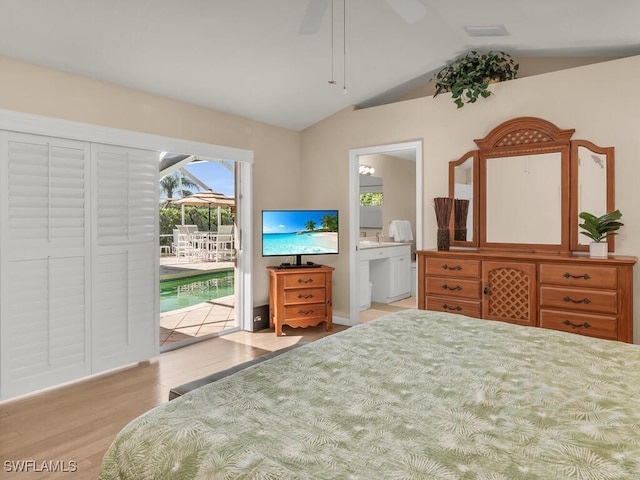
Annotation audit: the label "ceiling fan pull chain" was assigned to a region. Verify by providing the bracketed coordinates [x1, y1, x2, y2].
[328, 0, 336, 85]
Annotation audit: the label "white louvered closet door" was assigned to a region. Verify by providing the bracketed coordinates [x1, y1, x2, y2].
[91, 143, 158, 373]
[0, 132, 90, 399]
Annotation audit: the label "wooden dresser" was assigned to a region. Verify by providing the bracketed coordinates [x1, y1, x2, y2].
[268, 265, 334, 336]
[417, 250, 637, 343]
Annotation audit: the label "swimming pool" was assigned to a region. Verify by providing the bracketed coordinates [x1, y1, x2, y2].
[160, 270, 234, 313]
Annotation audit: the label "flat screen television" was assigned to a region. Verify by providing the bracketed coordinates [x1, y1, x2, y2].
[262, 209, 339, 268]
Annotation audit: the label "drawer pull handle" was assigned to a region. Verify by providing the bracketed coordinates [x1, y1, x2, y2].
[297, 278, 314, 284]
[563, 296, 591, 304]
[442, 264, 462, 271]
[298, 309, 315, 315]
[441, 284, 462, 291]
[563, 319, 592, 329]
[298, 294, 314, 299]
[563, 272, 591, 280]
[442, 304, 462, 312]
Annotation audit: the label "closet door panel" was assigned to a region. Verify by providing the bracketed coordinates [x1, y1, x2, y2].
[91, 144, 158, 374]
[0, 131, 90, 400]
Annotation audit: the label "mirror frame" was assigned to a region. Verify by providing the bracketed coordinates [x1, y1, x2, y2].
[448, 151, 478, 247]
[476, 117, 574, 252]
[570, 139, 615, 252]
[447, 117, 615, 254]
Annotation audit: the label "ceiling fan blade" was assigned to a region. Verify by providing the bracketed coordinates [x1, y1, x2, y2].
[299, 0, 330, 35]
[386, 0, 427, 24]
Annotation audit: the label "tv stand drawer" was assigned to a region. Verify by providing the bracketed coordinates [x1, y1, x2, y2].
[284, 288, 326, 305]
[284, 272, 327, 288]
[284, 304, 326, 321]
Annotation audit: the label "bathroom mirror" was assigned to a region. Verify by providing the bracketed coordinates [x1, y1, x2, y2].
[570, 140, 615, 251]
[448, 151, 478, 246]
[359, 175, 383, 228]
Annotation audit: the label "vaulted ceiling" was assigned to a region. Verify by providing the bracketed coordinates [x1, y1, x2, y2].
[0, 0, 638, 131]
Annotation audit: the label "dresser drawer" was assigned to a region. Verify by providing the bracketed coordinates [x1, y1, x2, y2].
[284, 287, 325, 305]
[426, 277, 481, 299]
[284, 303, 326, 321]
[426, 297, 481, 318]
[283, 272, 326, 288]
[540, 309, 617, 340]
[539, 286, 617, 314]
[426, 258, 480, 278]
[539, 264, 617, 289]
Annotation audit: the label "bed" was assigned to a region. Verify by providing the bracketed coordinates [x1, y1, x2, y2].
[99, 310, 640, 479]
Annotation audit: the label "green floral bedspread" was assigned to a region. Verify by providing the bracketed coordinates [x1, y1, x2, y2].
[99, 310, 640, 479]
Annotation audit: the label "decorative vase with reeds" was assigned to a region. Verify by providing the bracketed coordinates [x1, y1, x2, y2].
[434, 197, 453, 251]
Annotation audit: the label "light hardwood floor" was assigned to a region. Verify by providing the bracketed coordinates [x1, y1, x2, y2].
[0, 299, 414, 479]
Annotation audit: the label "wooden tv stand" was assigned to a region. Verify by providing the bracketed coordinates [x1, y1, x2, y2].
[268, 265, 334, 336]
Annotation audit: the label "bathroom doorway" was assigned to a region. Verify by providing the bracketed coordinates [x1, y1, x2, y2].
[348, 141, 423, 323]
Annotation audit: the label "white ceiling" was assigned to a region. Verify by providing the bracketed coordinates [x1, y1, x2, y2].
[0, 0, 639, 131]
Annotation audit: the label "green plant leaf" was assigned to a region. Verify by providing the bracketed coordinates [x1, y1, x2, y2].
[432, 51, 518, 108]
[578, 210, 623, 242]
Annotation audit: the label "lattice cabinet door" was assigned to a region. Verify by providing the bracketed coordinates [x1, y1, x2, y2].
[482, 261, 537, 327]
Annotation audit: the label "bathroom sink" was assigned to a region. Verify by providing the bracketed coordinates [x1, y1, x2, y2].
[359, 241, 401, 248]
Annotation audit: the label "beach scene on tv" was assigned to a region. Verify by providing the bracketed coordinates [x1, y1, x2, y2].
[262, 210, 339, 256]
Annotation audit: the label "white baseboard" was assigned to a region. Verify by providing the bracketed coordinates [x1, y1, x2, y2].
[333, 315, 359, 327]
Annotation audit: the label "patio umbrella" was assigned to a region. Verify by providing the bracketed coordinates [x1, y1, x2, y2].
[171, 190, 235, 230]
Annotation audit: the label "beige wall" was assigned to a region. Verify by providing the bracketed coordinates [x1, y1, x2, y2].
[302, 55, 640, 342]
[0, 55, 301, 306]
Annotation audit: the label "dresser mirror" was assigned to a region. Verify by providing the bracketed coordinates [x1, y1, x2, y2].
[484, 151, 564, 246]
[570, 140, 615, 252]
[447, 117, 614, 253]
[448, 151, 478, 246]
[477, 117, 573, 252]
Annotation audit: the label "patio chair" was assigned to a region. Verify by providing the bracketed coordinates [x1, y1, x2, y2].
[189, 231, 210, 261]
[214, 225, 235, 261]
[175, 225, 195, 261]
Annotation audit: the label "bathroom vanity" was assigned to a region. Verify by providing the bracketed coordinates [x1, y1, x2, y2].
[359, 242, 411, 309]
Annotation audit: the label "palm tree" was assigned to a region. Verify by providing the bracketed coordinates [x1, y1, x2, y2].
[305, 220, 316, 232]
[159, 171, 199, 204]
[321, 213, 338, 231]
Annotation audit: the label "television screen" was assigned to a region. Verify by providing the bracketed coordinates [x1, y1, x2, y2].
[262, 210, 339, 260]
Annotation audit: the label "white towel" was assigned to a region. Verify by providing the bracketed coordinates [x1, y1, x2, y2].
[389, 220, 413, 242]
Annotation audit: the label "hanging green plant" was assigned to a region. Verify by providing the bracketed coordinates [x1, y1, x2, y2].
[433, 51, 519, 108]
